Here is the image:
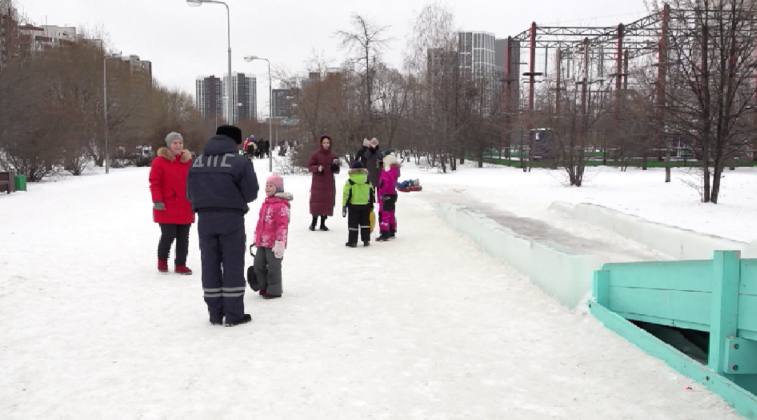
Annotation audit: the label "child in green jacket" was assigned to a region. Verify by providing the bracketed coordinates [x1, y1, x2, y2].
[342, 160, 375, 247]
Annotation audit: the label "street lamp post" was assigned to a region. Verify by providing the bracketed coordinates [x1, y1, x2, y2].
[97, 39, 109, 174]
[244, 55, 272, 171]
[104, 52, 109, 174]
[187, 0, 233, 124]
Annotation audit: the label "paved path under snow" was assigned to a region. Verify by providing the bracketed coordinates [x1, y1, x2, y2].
[0, 167, 739, 419]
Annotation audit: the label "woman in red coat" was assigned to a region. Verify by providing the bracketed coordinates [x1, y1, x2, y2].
[307, 135, 340, 231]
[149, 132, 195, 274]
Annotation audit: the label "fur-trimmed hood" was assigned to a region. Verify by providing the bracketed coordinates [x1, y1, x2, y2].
[273, 191, 293, 201]
[157, 147, 192, 163]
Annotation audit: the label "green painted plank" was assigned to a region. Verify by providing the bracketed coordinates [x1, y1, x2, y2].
[735, 376, 757, 397]
[618, 312, 710, 332]
[602, 260, 713, 292]
[709, 251, 741, 374]
[742, 260, 757, 295]
[608, 287, 711, 327]
[594, 270, 610, 306]
[589, 301, 757, 419]
[738, 295, 757, 337]
[743, 330, 757, 342]
[724, 337, 757, 375]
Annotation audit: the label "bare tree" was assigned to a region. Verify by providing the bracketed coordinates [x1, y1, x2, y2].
[404, 2, 468, 172]
[336, 14, 389, 135]
[657, 0, 757, 203]
[373, 63, 410, 149]
[549, 40, 613, 186]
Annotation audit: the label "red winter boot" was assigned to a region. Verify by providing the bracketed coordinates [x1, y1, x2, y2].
[175, 265, 193, 275]
[158, 259, 168, 273]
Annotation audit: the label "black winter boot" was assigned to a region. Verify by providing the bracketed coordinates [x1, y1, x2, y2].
[319, 215, 329, 231]
[309, 215, 318, 231]
[225, 314, 252, 327]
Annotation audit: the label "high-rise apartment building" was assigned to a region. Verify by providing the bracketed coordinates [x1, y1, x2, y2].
[196, 75, 223, 122]
[0, 0, 16, 70]
[272, 88, 294, 118]
[458, 31, 496, 82]
[111, 53, 152, 87]
[223, 73, 257, 123]
[458, 31, 497, 111]
[18, 24, 76, 52]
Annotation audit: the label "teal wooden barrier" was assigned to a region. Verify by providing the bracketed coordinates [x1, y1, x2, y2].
[590, 251, 757, 418]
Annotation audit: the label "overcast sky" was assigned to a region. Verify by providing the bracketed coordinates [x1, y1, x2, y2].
[17, 0, 649, 115]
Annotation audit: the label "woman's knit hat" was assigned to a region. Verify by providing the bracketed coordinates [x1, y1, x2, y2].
[165, 131, 183, 147]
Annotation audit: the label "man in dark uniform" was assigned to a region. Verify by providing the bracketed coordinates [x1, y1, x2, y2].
[187, 125, 259, 326]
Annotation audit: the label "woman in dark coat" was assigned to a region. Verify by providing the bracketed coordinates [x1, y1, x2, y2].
[355, 137, 381, 188]
[308, 135, 340, 230]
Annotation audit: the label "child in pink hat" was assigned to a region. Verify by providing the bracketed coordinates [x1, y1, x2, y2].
[251, 173, 292, 298]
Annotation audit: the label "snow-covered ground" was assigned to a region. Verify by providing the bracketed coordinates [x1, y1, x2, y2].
[0, 160, 747, 419]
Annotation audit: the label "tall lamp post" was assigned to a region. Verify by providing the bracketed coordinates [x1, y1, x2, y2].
[97, 39, 109, 174]
[187, 0, 233, 124]
[244, 55, 272, 171]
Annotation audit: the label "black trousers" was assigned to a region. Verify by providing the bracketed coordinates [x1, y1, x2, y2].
[158, 223, 191, 265]
[347, 205, 371, 244]
[197, 211, 246, 323]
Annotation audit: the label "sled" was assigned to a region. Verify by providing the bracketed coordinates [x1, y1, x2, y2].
[398, 185, 422, 192]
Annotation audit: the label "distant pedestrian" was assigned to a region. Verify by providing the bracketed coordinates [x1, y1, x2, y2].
[242, 135, 257, 160]
[187, 125, 259, 327]
[251, 173, 292, 299]
[308, 135, 340, 231]
[149, 131, 194, 275]
[342, 160, 374, 247]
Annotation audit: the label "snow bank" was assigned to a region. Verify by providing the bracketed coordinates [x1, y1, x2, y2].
[434, 202, 602, 308]
[549, 202, 750, 259]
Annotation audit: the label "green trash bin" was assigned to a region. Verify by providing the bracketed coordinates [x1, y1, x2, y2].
[14, 174, 26, 191]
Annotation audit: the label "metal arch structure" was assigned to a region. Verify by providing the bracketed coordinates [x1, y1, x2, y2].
[506, 6, 672, 117]
[498, 3, 757, 170]
[506, 4, 757, 118]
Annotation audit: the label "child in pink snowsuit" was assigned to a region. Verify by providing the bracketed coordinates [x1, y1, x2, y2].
[377, 153, 400, 241]
[252, 173, 292, 298]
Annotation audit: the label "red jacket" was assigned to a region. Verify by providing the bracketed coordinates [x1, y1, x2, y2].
[149, 147, 195, 224]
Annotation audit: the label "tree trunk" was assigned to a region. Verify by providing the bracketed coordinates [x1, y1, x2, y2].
[665, 146, 671, 183]
[703, 163, 711, 203]
[711, 166, 722, 204]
